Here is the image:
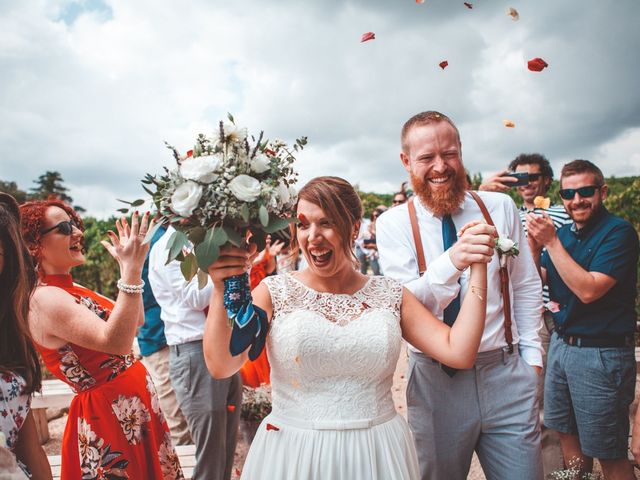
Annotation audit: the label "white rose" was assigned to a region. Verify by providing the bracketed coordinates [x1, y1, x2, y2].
[222, 123, 247, 144]
[496, 235, 515, 253]
[275, 181, 291, 204]
[180, 155, 220, 183]
[171, 181, 203, 217]
[250, 154, 271, 174]
[228, 175, 261, 202]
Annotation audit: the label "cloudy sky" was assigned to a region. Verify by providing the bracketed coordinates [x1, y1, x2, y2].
[1, 0, 639, 217]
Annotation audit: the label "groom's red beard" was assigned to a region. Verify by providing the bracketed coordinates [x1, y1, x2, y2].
[411, 171, 468, 216]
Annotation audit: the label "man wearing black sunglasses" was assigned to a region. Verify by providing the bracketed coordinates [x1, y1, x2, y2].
[526, 160, 639, 479]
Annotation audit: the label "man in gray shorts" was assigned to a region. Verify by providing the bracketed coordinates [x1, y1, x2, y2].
[527, 159, 639, 479]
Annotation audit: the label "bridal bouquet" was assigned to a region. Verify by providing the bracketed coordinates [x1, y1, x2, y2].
[136, 114, 307, 283]
[131, 115, 307, 360]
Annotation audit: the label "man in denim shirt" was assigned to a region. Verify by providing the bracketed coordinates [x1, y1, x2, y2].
[527, 159, 639, 479]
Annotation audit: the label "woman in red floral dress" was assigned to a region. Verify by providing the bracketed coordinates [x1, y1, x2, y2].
[21, 199, 183, 480]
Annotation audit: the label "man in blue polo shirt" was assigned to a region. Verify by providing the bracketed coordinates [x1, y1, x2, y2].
[526, 159, 639, 479]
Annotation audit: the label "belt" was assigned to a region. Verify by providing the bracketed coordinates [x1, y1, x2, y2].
[266, 410, 398, 431]
[558, 333, 634, 348]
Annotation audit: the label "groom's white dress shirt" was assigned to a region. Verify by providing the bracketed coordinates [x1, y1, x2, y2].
[377, 191, 544, 367]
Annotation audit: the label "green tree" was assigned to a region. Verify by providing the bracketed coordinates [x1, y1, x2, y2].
[72, 216, 119, 299]
[0, 180, 28, 203]
[357, 190, 393, 218]
[30, 170, 73, 203]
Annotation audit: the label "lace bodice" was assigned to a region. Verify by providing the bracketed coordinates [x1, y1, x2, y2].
[263, 274, 404, 426]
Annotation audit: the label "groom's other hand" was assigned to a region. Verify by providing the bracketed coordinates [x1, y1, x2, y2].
[449, 221, 496, 270]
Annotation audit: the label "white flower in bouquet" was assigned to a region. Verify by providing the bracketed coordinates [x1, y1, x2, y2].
[275, 181, 291, 204]
[228, 174, 261, 202]
[171, 181, 203, 217]
[180, 155, 221, 183]
[222, 123, 248, 144]
[250, 154, 271, 174]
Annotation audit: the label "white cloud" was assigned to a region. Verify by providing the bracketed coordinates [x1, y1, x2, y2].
[1, 0, 639, 217]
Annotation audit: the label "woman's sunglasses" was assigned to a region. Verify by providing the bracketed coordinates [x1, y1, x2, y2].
[41, 220, 81, 236]
[558, 185, 600, 200]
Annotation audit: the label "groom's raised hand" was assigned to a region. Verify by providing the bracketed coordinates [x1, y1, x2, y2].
[448, 221, 496, 270]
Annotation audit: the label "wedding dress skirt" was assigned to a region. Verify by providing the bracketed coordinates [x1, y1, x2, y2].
[241, 274, 419, 480]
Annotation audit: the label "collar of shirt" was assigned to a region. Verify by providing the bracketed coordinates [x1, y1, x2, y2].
[570, 206, 609, 238]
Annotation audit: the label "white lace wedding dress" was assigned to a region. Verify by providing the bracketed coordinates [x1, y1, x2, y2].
[241, 273, 420, 479]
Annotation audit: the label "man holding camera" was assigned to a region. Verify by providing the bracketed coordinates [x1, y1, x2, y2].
[480, 153, 570, 475]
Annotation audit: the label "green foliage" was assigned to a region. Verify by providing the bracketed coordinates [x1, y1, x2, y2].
[30, 170, 74, 204]
[71, 216, 119, 299]
[357, 189, 393, 218]
[0, 180, 27, 203]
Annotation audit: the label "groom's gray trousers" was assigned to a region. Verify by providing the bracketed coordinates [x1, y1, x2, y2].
[407, 345, 543, 480]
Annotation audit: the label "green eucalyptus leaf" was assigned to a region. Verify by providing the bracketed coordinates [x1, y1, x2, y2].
[117, 208, 129, 214]
[180, 253, 199, 282]
[241, 204, 250, 222]
[259, 205, 269, 227]
[116, 198, 133, 205]
[222, 226, 243, 247]
[197, 269, 209, 290]
[264, 216, 295, 234]
[142, 219, 163, 245]
[212, 227, 228, 246]
[195, 228, 220, 270]
[165, 230, 189, 265]
[131, 199, 145, 207]
[188, 227, 206, 245]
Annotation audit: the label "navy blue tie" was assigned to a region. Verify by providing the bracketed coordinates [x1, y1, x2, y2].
[441, 214, 461, 376]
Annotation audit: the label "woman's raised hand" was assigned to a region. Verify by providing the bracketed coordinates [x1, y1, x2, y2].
[101, 211, 153, 274]
[207, 243, 258, 286]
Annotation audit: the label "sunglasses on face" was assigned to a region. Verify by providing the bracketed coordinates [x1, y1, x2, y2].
[41, 219, 81, 236]
[558, 185, 600, 200]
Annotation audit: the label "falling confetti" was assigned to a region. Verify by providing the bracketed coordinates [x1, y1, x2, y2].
[361, 32, 376, 43]
[503, 119, 516, 128]
[235, 468, 241, 477]
[527, 57, 548, 72]
[227, 405, 236, 412]
[294, 356, 301, 364]
[416, 0, 426, 3]
[266, 423, 280, 431]
[506, 7, 519, 21]
[534, 196, 551, 209]
[463, 2, 473, 9]
[439, 60, 449, 70]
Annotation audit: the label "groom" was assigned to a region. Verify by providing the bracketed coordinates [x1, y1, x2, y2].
[377, 111, 544, 480]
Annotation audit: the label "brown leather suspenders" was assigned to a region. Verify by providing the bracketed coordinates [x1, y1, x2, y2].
[407, 193, 514, 353]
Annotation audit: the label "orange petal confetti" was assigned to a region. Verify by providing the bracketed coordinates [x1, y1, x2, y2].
[416, 0, 425, 3]
[463, 2, 473, 9]
[503, 119, 516, 128]
[361, 32, 375, 43]
[534, 196, 551, 209]
[527, 57, 548, 72]
[266, 423, 280, 431]
[227, 404, 236, 412]
[294, 355, 300, 364]
[235, 468, 241, 477]
[291, 379, 300, 389]
[439, 60, 449, 70]
[506, 7, 519, 21]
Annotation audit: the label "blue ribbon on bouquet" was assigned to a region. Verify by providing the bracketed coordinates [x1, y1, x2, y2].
[223, 273, 268, 360]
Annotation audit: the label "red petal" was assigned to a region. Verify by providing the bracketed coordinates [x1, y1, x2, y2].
[227, 405, 236, 412]
[235, 468, 241, 477]
[186, 150, 193, 157]
[439, 60, 449, 70]
[416, 0, 425, 3]
[361, 32, 376, 43]
[527, 57, 548, 72]
[464, 2, 473, 8]
[266, 423, 280, 431]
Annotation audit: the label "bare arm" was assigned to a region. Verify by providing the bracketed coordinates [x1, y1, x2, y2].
[29, 213, 151, 355]
[203, 243, 263, 379]
[478, 170, 515, 193]
[401, 262, 487, 368]
[14, 410, 53, 480]
[527, 214, 616, 303]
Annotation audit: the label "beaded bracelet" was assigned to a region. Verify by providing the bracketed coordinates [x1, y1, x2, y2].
[117, 279, 145, 294]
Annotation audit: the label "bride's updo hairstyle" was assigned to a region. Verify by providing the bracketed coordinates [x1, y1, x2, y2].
[291, 176, 363, 265]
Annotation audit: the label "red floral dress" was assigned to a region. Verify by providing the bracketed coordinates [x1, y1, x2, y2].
[35, 274, 183, 480]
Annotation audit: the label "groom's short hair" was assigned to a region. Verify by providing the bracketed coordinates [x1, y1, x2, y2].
[401, 111, 461, 153]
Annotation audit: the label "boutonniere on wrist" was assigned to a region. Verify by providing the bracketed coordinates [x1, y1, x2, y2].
[495, 235, 519, 267]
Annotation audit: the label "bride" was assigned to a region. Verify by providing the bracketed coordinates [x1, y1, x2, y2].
[204, 176, 493, 479]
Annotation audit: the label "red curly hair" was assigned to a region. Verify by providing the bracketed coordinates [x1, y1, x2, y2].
[20, 199, 84, 269]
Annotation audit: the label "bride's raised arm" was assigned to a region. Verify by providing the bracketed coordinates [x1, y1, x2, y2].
[203, 244, 272, 379]
[400, 219, 492, 368]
